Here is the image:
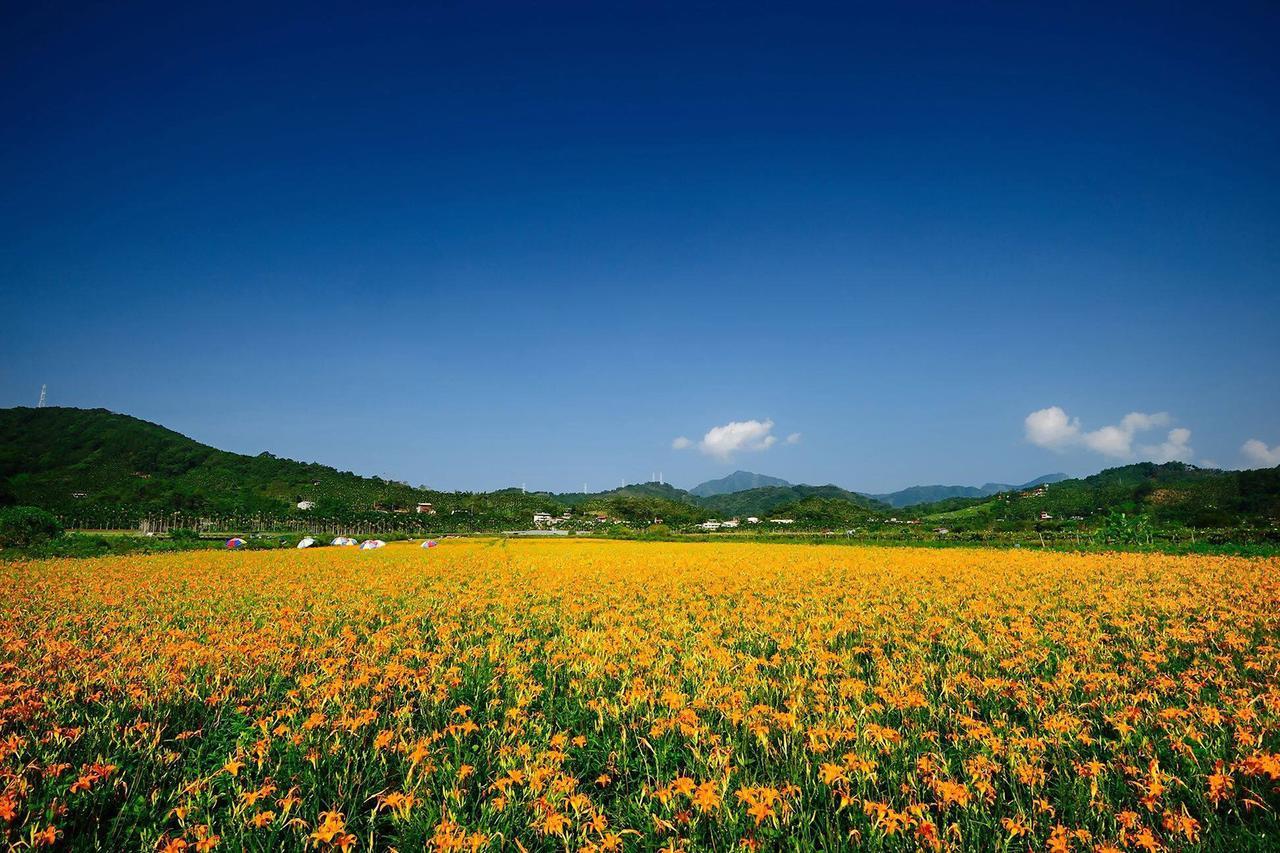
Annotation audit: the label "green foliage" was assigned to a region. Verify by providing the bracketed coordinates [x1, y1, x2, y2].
[3, 407, 1277, 545]
[699, 484, 887, 518]
[913, 462, 1280, 531]
[1094, 511, 1154, 547]
[0, 505, 64, 548]
[771, 496, 878, 528]
[0, 406, 429, 519]
[3, 532, 224, 560]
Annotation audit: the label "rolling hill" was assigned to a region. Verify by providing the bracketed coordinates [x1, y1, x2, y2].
[4, 407, 1276, 536]
[698, 484, 888, 518]
[690, 471, 792, 497]
[910, 463, 1280, 529]
[870, 473, 1068, 508]
[0, 407, 417, 514]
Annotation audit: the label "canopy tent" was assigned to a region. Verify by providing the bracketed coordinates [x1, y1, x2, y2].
[297, 537, 316, 549]
[331, 537, 358, 546]
[359, 539, 386, 550]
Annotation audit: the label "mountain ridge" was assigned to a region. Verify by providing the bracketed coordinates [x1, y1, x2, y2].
[2, 408, 1276, 534]
[871, 474, 1069, 508]
[690, 470, 792, 497]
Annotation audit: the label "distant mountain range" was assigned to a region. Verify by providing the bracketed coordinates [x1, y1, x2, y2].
[692, 470, 1068, 508]
[868, 473, 1069, 508]
[2, 407, 1277, 534]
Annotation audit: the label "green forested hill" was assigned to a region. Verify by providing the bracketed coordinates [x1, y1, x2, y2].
[0, 407, 431, 515]
[3, 408, 1276, 536]
[869, 474, 1068, 508]
[913, 462, 1280, 529]
[699, 484, 888, 517]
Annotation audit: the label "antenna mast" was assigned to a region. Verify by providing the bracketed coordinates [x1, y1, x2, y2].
[37, 385, 47, 408]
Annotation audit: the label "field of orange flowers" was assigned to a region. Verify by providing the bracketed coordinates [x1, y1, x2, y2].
[2, 539, 1279, 851]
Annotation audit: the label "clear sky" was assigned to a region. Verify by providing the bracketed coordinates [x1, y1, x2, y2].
[2, 2, 1278, 493]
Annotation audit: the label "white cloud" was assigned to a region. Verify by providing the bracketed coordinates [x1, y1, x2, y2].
[1242, 439, 1280, 468]
[1121, 412, 1171, 433]
[1024, 406, 1080, 449]
[1025, 406, 1188, 461]
[700, 419, 777, 459]
[1082, 425, 1134, 457]
[673, 419, 800, 459]
[1140, 427, 1194, 463]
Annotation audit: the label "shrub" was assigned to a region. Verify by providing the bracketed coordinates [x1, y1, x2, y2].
[0, 505, 65, 548]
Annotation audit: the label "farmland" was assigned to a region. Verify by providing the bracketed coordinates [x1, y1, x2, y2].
[2, 540, 1279, 850]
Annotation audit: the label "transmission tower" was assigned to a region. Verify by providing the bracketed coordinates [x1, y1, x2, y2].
[37, 385, 47, 408]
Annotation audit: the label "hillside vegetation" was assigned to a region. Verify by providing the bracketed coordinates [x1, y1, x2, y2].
[910, 462, 1280, 531]
[2, 407, 1277, 543]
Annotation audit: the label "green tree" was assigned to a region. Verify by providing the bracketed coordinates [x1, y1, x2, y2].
[0, 505, 64, 548]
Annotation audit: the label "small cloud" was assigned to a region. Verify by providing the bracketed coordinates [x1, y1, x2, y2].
[1242, 438, 1280, 468]
[1025, 406, 1186, 460]
[674, 419, 799, 459]
[1139, 427, 1194, 463]
[1024, 406, 1081, 450]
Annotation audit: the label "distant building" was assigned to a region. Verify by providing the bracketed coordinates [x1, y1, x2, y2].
[746, 517, 760, 524]
[296, 500, 316, 510]
[769, 518, 795, 525]
[720, 518, 740, 528]
[72, 491, 87, 499]
[1039, 511, 1054, 520]
[415, 502, 436, 514]
[532, 512, 555, 526]
[700, 520, 723, 531]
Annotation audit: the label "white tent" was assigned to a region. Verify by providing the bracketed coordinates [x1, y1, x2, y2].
[359, 539, 386, 550]
[297, 537, 316, 549]
[331, 537, 358, 546]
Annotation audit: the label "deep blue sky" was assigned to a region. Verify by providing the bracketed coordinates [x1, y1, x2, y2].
[2, 1, 1278, 492]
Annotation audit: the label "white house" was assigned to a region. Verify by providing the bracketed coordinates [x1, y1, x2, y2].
[720, 518, 740, 528]
[768, 518, 795, 525]
[415, 502, 436, 515]
[532, 512, 555, 526]
[296, 500, 316, 510]
[746, 517, 760, 524]
[699, 520, 723, 531]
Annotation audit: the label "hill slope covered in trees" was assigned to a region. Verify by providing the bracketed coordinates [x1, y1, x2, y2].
[2, 407, 1276, 538]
